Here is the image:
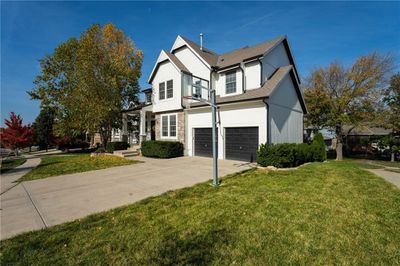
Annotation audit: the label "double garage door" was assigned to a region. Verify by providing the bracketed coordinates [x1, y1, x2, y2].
[194, 127, 258, 162]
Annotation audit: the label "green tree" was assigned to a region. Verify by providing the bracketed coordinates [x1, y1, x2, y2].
[383, 73, 400, 134]
[33, 107, 56, 151]
[29, 23, 143, 148]
[304, 52, 394, 160]
[378, 135, 400, 162]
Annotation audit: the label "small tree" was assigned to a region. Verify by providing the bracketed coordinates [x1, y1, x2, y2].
[0, 112, 34, 154]
[378, 135, 400, 162]
[33, 107, 56, 151]
[304, 52, 394, 160]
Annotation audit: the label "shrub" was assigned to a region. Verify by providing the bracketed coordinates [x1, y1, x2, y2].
[95, 147, 106, 153]
[141, 140, 183, 158]
[257, 143, 297, 168]
[57, 139, 90, 151]
[311, 133, 327, 162]
[257, 134, 327, 168]
[106, 141, 130, 153]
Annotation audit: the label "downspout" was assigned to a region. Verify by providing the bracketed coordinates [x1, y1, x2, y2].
[239, 62, 246, 93]
[258, 57, 264, 86]
[263, 98, 271, 145]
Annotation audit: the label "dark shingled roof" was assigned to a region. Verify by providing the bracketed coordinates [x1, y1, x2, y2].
[343, 126, 392, 136]
[180, 36, 219, 66]
[217, 36, 285, 69]
[177, 35, 285, 69]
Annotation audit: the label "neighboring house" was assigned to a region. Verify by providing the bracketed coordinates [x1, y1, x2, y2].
[343, 125, 392, 154]
[120, 35, 307, 162]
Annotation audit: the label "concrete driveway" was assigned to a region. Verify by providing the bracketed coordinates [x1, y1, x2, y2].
[1, 156, 253, 240]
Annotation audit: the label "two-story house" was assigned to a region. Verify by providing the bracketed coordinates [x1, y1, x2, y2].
[121, 35, 307, 162]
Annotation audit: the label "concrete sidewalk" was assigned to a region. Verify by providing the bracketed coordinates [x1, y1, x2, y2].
[367, 168, 400, 188]
[1, 157, 41, 194]
[1, 156, 253, 240]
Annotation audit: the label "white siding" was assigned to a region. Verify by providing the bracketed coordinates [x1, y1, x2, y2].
[186, 101, 267, 159]
[151, 61, 182, 113]
[174, 47, 210, 81]
[268, 75, 303, 144]
[261, 43, 291, 83]
[244, 61, 261, 90]
[214, 68, 243, 97]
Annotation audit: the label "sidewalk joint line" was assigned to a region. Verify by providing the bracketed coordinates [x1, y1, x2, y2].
[21, 182, 48, 228]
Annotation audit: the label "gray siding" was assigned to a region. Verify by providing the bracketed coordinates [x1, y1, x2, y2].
[268, 75, 303, 144]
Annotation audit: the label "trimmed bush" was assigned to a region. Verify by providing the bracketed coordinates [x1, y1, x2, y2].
[141, 140, 183, 158]
[58, 139, 90, 151]
[95, 147, 106, 153]
[106, 142, 130, 153]
[311, 133, 327, 161]
[257, 133, 327, 168]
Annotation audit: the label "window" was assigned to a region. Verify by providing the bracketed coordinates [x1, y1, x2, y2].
[159, 82, 165, 100]
[162, 116, 168, 137]
[194, 80, 201, 99]
[169, 115, 176, 137]
[161, 114, 177, 138]
[145, 92, 152, 103]
[167, 80, 173, 98]
[225, 70, 237, 94]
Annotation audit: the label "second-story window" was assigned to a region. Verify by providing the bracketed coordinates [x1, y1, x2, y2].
[194, 80, 201, 99]
[159, 82, 165, 100]
[225, 70, 237, 94]
[145, 92, 152, 103]
[167, 80, 173, 98]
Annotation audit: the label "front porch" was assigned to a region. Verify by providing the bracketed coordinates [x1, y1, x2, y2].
[121, 104, 155, 146]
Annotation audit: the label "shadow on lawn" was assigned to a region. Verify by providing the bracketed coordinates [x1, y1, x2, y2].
[149, 228, 231, 265]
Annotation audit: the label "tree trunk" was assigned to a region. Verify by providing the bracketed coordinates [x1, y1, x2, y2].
[335, 126, 343, 161]
[100, 124, 112, 150]
[391, 152, 395, 162]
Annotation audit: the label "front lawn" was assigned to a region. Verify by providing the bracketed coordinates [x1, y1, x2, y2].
[19, 154, 140, 181]
[2, 161, 399, 264]
[0, 158, 27, 174]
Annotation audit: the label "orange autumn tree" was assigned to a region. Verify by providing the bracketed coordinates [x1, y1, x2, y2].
[1, 112, 34, 154]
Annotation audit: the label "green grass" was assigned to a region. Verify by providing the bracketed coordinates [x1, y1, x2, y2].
[0, 158, 27, 174]
[1, 161, 399, 265]
[19, 154, 140, 181]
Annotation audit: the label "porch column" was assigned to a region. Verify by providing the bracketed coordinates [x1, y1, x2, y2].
[146, 112, 152, 140]
[122, 113, 128, 142]
[139, 110, 146, 143]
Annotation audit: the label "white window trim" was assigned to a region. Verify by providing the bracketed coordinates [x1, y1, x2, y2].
[160, 113, 178, 139]
[225, 70, 237, 94]
[166, 80, 173, 99]
[159, 82, 166, 100]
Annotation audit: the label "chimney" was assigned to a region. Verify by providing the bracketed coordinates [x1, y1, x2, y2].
[200, 33, 203, 51]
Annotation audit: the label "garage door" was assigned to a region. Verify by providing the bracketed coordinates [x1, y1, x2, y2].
[194, 128, 216, 157]
[225, 127, 259, 162]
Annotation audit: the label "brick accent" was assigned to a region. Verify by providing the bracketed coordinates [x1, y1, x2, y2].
[155, 111, 185, 144]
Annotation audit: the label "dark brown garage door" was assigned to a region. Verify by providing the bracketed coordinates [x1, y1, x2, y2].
[225, 127, 259, 162]
[194, 128, 216, 157]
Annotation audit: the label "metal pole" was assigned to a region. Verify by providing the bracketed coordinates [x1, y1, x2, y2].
[211, 89, 219, 187]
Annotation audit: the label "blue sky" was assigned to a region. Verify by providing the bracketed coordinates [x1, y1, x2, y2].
[1, 1, 399, 126]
